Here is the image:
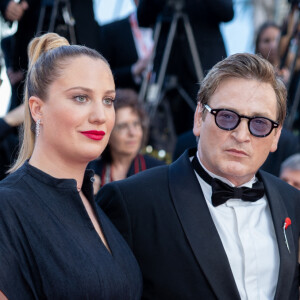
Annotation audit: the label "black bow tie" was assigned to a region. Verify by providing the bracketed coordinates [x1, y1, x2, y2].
[191, 156, 265, 207]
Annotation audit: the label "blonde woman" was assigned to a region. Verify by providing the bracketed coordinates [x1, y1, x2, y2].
[0, 33, 142, 300]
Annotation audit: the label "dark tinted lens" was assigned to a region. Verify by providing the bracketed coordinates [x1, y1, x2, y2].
[216, 110, 239, 130]
[249, 118, 272, 136]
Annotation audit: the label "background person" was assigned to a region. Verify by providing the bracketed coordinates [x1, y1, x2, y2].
[0, 33, 142, 300]
[97, 53, 300, 299]
[137, 0, 234, 136]
[254, 21, 300, 176]
[0, 0, 41, 110]
[0, 0, 103, 180]
[137, 0, 234, 76]
[0, 104, 24, 180]
[89, 88, 164, 194]
[255, 21, 290, 84]
[0, 0, 28, 22]
[280, 153, 300, 190]
[0, 104, 24, 141]
[99, 0, 153, 91]
[0, 0, 102, 111]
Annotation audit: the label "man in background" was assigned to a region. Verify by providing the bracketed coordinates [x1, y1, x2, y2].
[280, 153, 300, 190]
[100, 0, 153, 91]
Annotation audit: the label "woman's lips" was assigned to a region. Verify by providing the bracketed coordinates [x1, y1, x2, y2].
[80, 130, 105, 141]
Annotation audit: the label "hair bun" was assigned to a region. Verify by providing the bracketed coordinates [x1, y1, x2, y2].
[28, 33, 70, 69]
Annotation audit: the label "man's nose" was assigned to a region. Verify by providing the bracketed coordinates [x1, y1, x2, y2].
[231, 119, 251, 142]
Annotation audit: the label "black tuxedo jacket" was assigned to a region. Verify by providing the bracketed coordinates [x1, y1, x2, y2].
[97, 149, 300, 299]
[100, 16, 139, 90]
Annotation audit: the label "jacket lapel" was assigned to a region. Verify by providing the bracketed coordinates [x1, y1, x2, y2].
[259, 171, 297, 300]
[169, 149, 240, 299]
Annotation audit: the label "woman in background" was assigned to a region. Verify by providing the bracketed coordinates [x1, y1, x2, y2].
[255, 21, 290, 84]
[89, 88, 164, 194]
[0, 33, 142, 300]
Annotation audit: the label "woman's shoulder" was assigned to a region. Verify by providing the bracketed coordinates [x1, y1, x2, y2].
[0, 167, 28, 204]
[0, 186, 26, 227]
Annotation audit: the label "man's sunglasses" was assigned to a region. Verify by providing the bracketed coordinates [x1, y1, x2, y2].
[204, 104, 279, 137]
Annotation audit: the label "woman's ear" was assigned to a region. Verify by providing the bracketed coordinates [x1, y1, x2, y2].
[28, 96, 44, 122]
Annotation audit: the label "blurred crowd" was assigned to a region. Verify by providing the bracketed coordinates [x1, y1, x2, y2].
[0, 0, 299, 191]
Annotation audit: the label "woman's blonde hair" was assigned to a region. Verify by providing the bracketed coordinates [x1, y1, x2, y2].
[9, 32, 109, 173]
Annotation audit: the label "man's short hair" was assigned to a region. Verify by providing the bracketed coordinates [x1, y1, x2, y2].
[280, 153, 300, 174]
[197, 53, 287, 125]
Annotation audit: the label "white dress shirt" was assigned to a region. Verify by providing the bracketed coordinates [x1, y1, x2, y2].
[194, 153, 280, 299]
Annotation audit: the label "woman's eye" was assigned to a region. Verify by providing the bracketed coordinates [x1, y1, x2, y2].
[103, 98, 114, 105]
[74, 95, 87, 103]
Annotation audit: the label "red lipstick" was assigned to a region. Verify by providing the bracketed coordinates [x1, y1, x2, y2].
[80, 130, 105, 141]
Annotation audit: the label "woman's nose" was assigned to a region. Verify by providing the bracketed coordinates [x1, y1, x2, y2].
[89, 102, 106, 124]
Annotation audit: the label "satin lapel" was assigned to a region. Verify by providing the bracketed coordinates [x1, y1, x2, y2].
[259, 171, 296, 300]
[169, 150, 240, 300]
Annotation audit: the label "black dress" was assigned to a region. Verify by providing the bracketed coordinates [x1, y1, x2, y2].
[0, 161, 142, 299]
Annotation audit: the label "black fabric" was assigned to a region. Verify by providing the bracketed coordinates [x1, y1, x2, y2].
[97, 148, 300, 299]
[0, 0, 10, 15]
[0, 118, 19, 180]
[211, 179, 264, 206]
[0, 118, 13, 142]
[173, 129, 196, 161]
[70, 0, 102, 52]
[99, 16, 139, 90]
[191, 155, 265, 206]
[0, 161, 142, 299]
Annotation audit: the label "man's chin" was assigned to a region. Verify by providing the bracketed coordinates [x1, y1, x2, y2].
[221, 164, 253, 184]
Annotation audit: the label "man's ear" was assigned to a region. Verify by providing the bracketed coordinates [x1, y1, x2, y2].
[28, 96, 44, 122]
[270, 125, 282, 153]
[193, 103, 203, 137]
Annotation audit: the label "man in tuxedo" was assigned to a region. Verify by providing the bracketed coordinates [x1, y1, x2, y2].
[97, 53, 300, 299]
